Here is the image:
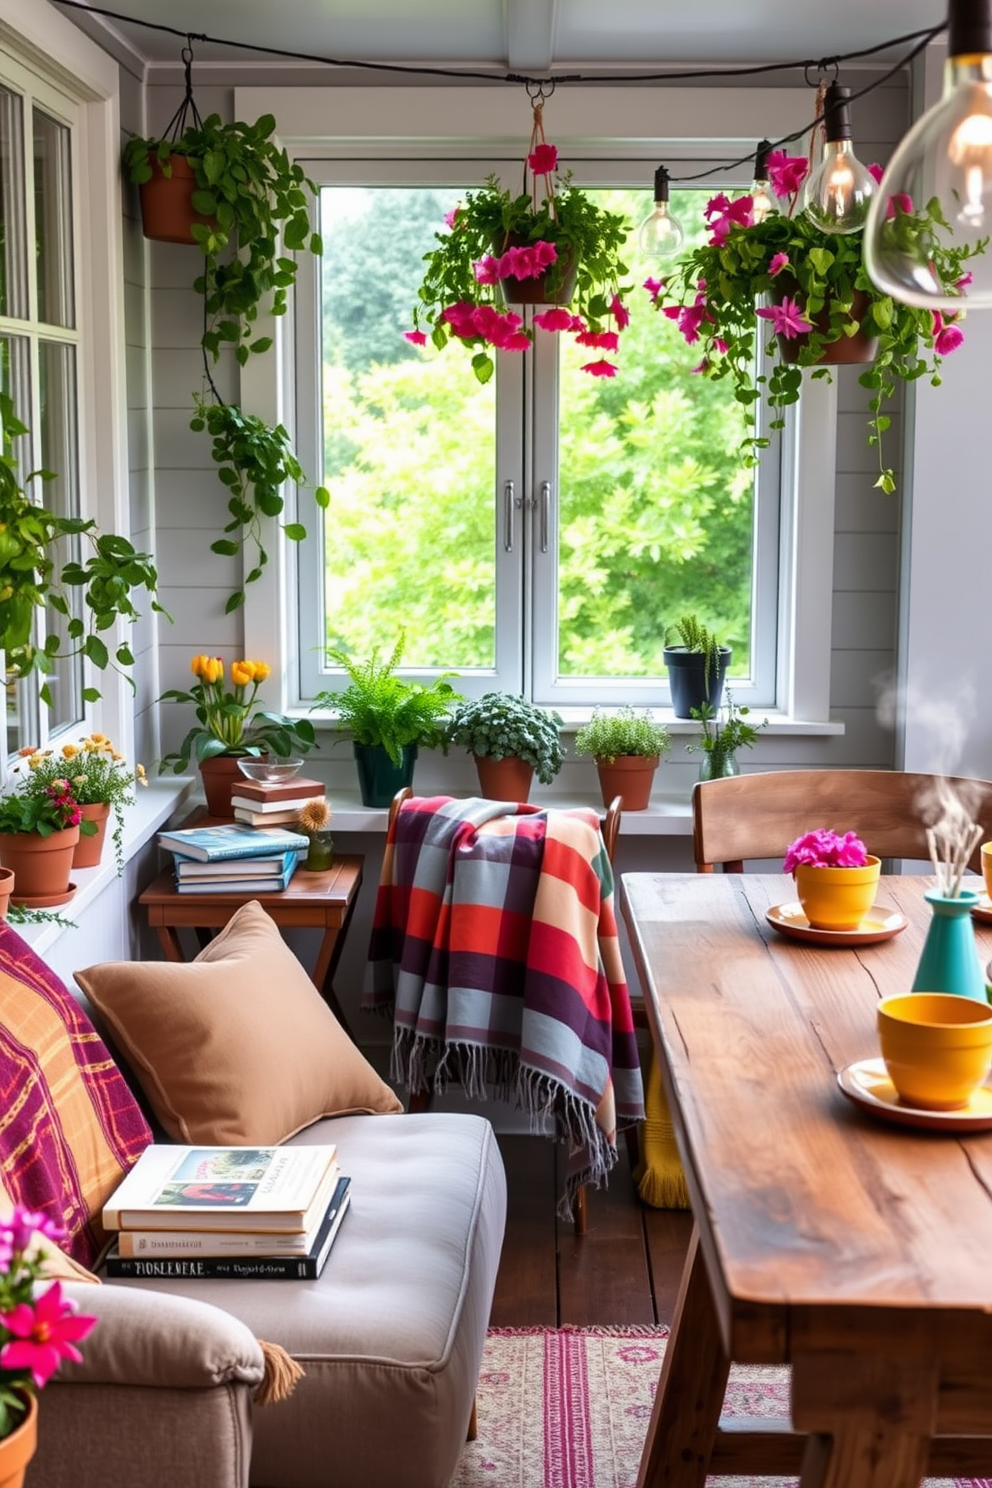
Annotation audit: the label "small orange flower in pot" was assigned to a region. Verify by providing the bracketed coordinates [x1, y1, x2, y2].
[783, 828, 881, 932]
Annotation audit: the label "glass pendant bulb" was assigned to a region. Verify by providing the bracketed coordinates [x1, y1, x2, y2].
[864, 0, 992, 308]
[749, 138, 777, 223]
[803, 83, 876, 234]
[637, 165, 685, 259]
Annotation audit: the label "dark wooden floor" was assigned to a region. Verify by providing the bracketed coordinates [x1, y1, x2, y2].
[489, 1133, 693, 1330]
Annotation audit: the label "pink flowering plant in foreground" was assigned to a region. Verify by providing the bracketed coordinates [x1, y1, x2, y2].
[652, 149, 982, 492]
[0, 1205, 97, 1437]
[409, 122, 631, 383]
[783, 829, 869, 873]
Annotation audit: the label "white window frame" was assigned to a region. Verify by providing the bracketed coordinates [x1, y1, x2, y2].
[239, 84, 837, 726]
[0, 0, 131, 767]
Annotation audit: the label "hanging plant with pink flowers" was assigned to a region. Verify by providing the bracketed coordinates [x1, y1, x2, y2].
[408, 98, 632, 383]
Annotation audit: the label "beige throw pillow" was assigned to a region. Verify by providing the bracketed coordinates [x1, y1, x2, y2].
[75, 900, 402, 1144]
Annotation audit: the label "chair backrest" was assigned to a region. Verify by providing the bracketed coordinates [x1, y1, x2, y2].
[691, 769, 992, 873]
[389, 788, 623, 865]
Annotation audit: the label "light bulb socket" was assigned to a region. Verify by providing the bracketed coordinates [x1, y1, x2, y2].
[653, 164, 671, 204]
[753, 139, 773, 183]
[948, 0, 992, 58]
[822, 83, 853, 143]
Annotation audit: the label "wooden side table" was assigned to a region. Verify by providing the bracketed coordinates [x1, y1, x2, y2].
[138, 856, 364, 1035]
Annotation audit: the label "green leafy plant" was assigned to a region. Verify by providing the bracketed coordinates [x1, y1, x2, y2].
[574, 706, 671, 763]
[410, 111, 631, 384]
[444, 692, 565, 785]
[688, 693, 766, 761]
[0, 772, 96, 840]
[159, 654, 317, 773]
[655, 148, 982, 492]
[122, 110, 327, 608]
[0, 393, 164, 702]
[316, 635, 462, 766]
[665, 613, 725, 688]
[11, 735, 146, 875]
[5, 903, 78, 929]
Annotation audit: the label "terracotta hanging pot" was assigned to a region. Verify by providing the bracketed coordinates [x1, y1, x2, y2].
[496, 235, 578, 307]
[198, 756, 244, 819]
[0, 827, 79, 907]
[138, 155, 216, 245]
[0, 1393, 38, 1488]
[594, 755, 659, 812]
[474, 755, 534, 803]
[771, 283, 878, 366]
[71, 802, 111, 869]
[0, 867, 14, 921]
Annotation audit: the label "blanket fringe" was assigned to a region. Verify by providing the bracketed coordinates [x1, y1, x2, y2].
[635, 1048, 690, 1211]
[254, 1340, 305, 1405]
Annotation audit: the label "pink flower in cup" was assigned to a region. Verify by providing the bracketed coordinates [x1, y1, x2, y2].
[783, 829, 869, 872]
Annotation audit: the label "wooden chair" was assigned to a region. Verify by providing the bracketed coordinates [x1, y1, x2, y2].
[384, 789, 626, 1236]
[692, 768, 992, 873]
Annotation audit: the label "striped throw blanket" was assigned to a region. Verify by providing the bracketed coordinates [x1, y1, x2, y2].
[367, 795, 644, 1218]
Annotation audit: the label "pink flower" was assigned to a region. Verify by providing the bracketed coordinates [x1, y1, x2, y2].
[403, 330, 427, 346]
[957, 272, 974, 291]
[498, 329, 533, 352]
[868, 162, 885, 185]
[673, 292, 714, 346]
[756, 295, 813, 339]
[472, 256, 501, 285]
[0, 1281, 96, 1389]
[783, 829, 869, 872]
[496, 242, 556, 281]
[533, 307, 575, 332]
[766, 150, 809, 200]
[610, 294, 631, 330]
[527, 142, 558, 175]
[581, 360, 619, 377]
[768, 252, 790, 278]
[472, 304, 525, 347]
[643, 277, 664, 302]
[713, 337, 728, 354]
[575, 330, 620, 351]
[441, 301, 481, 338]
[934, 316, 965, 356]
[444, 206, 461, 229]
[690, 358, 710, 374]
[704, 192, 754, 246]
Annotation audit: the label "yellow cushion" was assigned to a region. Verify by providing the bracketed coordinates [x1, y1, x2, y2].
[75, 900, 402, 1145]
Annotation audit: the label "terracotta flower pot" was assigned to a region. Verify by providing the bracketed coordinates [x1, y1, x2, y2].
[496, 234, 578, 307]
[594, 755, 659, 811]
[138, 155, 216, 245]
[0, 867, 14, 921]
[474, 755, 534, 803]
[0, 1393, 38, 1488]
[0, 826, 79, 906]
[72, 802, 111, 869]
[198, 756, 245, 818]
[772, 283, 878, 367]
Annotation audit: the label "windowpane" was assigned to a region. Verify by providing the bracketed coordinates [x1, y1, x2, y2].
[38, 339, 82, 730]
[0, 333, 32, 755]
[0, 86, 26, 320]
[319, 186, 497, 671]
[33, 106, 74, 330]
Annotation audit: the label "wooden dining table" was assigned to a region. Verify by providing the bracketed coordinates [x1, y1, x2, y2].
[621, 871, 992, 1488]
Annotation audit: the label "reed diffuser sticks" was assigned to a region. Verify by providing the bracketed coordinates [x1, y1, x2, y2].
[926, 819, 983, 898]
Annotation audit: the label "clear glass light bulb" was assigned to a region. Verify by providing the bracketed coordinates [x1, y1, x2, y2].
[864, 39, 992, 308]
[637, 200, 685, 259]
[803, 139, 876, 234]
[749, 182, 777, 223]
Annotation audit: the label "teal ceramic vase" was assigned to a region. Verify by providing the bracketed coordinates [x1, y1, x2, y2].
[911, 889, 987, 1002]
[353, 743, 417, 809]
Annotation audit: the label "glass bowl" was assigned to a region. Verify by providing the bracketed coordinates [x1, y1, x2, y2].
[236, 757, 305, 784]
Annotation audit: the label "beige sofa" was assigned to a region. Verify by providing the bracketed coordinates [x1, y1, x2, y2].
[1, 903, 506, 1488]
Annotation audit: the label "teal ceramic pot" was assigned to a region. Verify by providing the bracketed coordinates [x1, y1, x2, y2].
[353, 743, 417, 809]
[912, 888, 987, 1002]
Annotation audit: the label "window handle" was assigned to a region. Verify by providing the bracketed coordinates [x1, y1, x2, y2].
[540, 481, 552, 554]
[503, 480, 516, 552]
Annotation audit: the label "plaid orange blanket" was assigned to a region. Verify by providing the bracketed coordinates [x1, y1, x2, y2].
[367, 795, 644, 1218]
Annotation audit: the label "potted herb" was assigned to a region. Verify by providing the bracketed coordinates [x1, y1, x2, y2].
[12, 736, 147, 876]
[663, 614, 731, 720]
[653, 146, 978, 493]
[409, 107, 632, 384]
[783, 828, 880, 931]
[315, 636, 462, 808]
[158, 655, 318, 816]
[444, 692, 565, 802]
[688, 694, 766, 781]
[574, 706, 670, 810]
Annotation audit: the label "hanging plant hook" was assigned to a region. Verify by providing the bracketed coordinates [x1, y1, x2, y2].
[803, 57, 840, 89]
[161, 35, 205, 144]
[525, 78, 556, 103]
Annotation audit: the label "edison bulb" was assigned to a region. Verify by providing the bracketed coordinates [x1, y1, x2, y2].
[749, 181, 776, 223]
[637, 201, 685, 259]
[803, 141, 876, 234]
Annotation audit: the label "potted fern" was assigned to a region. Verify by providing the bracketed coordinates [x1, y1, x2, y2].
[315, 636, 462, 807]
[444, 692, 565, 803]
[663, 614, 731, 720]
[574, 707, 671, 810]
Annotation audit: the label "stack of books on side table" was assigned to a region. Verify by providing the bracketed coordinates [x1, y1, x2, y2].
[102, 1144, 350, 1280]
[231, 775, 327, 828]
[157, 822, 310, 894]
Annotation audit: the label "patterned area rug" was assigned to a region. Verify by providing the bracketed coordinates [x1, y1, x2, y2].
[451, 1326, 992, 1488]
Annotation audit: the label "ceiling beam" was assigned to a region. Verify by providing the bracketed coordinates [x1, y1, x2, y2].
[504, 0, 558, 73]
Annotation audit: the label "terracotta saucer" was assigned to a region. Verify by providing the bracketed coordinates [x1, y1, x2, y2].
[11, 883, 77, 909]
[971, 892, 992, 925]
[837, 1057, 992, 1132]
[765, 901, 907, 947]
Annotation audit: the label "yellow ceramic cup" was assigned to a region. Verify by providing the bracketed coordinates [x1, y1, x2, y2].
[877, 992, 992, 1111]
[795, 856, 881, 931]
[981, 841, 992, 900]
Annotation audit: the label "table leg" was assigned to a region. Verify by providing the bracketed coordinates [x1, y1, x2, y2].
[637, 1225, 730, 1488]
[312, 893, 360, 1038]
[793, 1352, 937, 1488]
[153, 926, 186, 963]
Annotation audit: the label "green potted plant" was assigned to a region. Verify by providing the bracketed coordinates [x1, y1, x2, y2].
[653, 145, 979, 493]
[315, 635, 462, 808]
[688, 693, 766, 781]
[12, 735, 147, 876]
[122, 111, 328, 610]
[444, 692, 565, 803]
[158, 654, 318, 816]
[0, 771, 97, 906]
[663, 614, 731, 720]
[408, 108, 632, 384]
[574, 706, 671, 810]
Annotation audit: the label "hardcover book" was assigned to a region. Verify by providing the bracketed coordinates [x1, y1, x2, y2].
[157, 823, 309, 863]
[229, 777, 326, 805]
[103, 1144, 338, 1233]
[175, 848, 300, 879]
[174, 866, 298, 895]
[232, 806, 310, 827]
[105, 1180, 352, 1280]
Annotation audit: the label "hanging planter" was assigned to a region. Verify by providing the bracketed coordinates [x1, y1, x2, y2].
[136, 154, 217, 245]
[771, 283, 878, 366]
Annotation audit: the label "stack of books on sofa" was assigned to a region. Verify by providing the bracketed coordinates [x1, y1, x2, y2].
[102, 1143, 350, 1279]
[157, 822, 310, 894]
[231, 774, 327, 827]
